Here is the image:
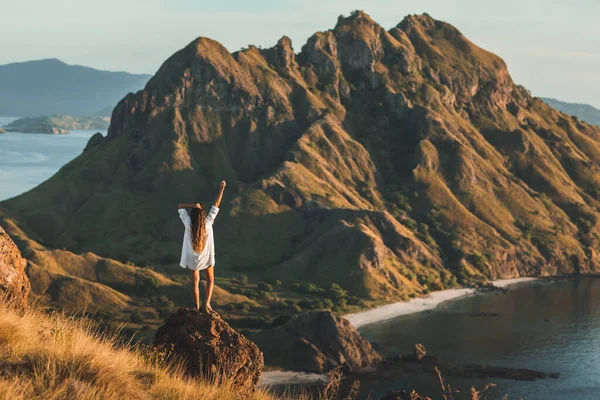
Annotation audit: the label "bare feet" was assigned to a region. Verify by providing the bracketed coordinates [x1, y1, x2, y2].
[199, 304, 213, 313]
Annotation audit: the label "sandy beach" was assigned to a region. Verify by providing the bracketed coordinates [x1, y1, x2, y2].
[259, 277, 538, 386]
[345, 277, 538, 329]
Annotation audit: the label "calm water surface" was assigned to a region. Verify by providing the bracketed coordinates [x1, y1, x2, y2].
[0, 116, 104, 201]
[359, 278, 600, 399]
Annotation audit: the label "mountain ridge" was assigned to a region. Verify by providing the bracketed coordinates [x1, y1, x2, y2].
[0, 59, 151, 117]
[541, 97, 600, 127]
[2, 10, 600, 321]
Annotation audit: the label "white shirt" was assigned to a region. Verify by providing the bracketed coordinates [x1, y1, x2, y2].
[178, 206, 219, 270]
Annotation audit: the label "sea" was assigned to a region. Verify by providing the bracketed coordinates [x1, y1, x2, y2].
[359, 278, 600, 400]
[0, 116, 105, 201]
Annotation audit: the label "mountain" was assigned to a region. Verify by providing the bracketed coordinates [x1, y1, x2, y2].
[541, 98, 600, 127]
[0, 59, 151, 117]
[3, 11, 600, 323]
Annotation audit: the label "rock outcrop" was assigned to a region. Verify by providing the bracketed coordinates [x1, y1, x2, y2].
[0, 226, 30, 308]
[251, 311, 382, 373]
[83, 132, 104, 151]
[154, 309, 263, 394]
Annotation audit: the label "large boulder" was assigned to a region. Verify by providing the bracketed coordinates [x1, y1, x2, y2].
[251, 311, 382, 373]
[0, 226, 30, 308]
[154, 309, 263, 394]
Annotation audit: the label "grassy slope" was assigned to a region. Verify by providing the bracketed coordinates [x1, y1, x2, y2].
[3, 11, 600, 332]
[0, 302, 280, 400]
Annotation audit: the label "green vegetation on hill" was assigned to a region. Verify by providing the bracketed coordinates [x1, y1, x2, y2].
[2, 10, 600, 330]
[2, 114, 109, 134]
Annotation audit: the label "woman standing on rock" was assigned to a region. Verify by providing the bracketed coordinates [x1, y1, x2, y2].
[178, 181, 226, 312]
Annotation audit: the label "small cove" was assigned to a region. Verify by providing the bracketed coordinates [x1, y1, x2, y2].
[358, 277, 600, 399]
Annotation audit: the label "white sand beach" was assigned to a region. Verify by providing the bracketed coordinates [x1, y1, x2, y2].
[345, 277, 539, 329]
[259, 277, 539, 386]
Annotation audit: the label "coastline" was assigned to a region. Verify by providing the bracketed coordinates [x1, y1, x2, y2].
[345, 277, 538, 329]
[259, 277, 538, 387]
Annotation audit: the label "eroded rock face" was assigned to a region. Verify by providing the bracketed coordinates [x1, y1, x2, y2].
[252, 311, 382, 373]
[0, 226, 30, 308]
[154, 309, 264, 394]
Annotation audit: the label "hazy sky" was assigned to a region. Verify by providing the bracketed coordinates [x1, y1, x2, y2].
[2, 0, 600, 107]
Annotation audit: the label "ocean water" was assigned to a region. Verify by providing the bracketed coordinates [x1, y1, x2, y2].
[359, 278, 600, 400]
[0, 117, 104, 201]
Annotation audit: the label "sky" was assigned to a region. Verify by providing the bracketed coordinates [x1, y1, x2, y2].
[2, 0, 600, 107]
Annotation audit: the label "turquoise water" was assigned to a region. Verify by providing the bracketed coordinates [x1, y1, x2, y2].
[359, 278, 600, 399]
[0, 117, 104, 201]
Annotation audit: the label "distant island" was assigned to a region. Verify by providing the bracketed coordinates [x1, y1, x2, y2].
[2, 114, 110, 134]
[541, 97, 600, 126]
[0, 59, 150, 117]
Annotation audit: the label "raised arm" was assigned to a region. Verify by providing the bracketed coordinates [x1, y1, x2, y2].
[214, 181, 227, 208]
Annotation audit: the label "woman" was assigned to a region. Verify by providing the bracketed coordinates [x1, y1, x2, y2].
[178, 181, 226, 312]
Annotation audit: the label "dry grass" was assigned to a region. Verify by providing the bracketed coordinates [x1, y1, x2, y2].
[0, 301, 370, 400]
[0, 301, 278, 400]
[435, 367, 498, 400]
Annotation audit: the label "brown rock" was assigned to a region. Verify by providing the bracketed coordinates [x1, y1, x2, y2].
[414, 343, 427, 361]
[0, 226, 30, 308]
[251, 311, 382, 373]
[154, 309, 263, 395]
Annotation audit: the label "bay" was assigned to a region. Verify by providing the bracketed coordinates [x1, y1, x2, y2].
[0, 116, 104, 201]
[359, 278, 600, 399]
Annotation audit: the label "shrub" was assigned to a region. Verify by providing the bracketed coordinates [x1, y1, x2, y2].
[130, 311, 144, 324]
[328, 283, 348, 302]
[347, 296, 365, 306]
[257, 282, 274, 292]
[290, 304, 302, 314]
[292, 282, 325, 295]
[323, 298, 335, 310]
[137, 274, 160, 295]
[235, 274, 249, 285]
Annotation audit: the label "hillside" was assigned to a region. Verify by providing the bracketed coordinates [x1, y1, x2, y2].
[0, 59, 150, 117]
[541, 97, 600, 127]
[0, 301, 284, 400]
[3, 114, 110, 134]
[3, 11, 600, 325]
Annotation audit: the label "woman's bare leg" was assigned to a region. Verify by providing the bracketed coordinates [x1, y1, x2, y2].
[192, 269, 201, 310]
[204, 266, 215, 312]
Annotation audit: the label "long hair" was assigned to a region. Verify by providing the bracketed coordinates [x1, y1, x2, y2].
[190, 204, 207, 253]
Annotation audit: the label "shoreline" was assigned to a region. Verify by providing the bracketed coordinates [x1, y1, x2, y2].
[345, 277, 538, 329]
[259, 277, 538, 387]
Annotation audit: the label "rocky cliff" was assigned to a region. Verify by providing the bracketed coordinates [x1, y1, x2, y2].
[0, 226, 30, 308]
[251, 311, 381, 373]
[3, 11, 600, 311]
